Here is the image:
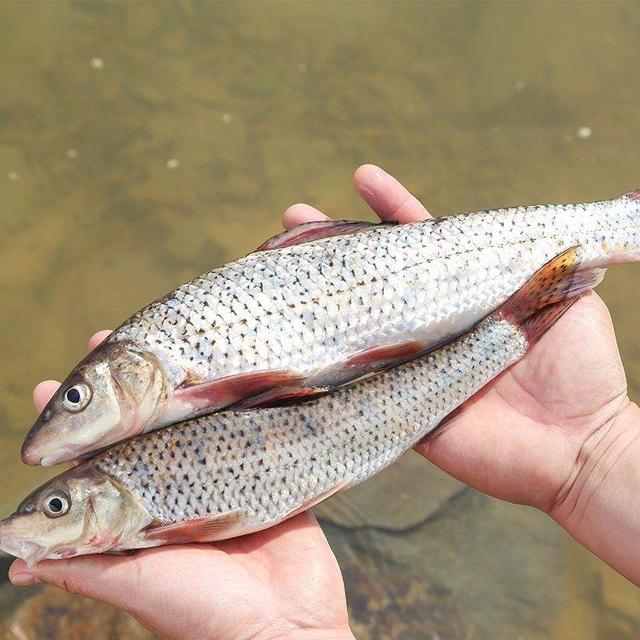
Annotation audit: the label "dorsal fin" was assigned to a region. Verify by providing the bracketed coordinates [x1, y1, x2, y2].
[254, 220, 389, 252]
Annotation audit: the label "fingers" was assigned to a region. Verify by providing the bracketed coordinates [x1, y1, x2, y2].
[9, 553, 188, 639]
[353, 164, 431, 223]
[282, 203, 331, 230]
[9, 548, 203, 621]
[9, 556, 139, 609]
[88, 329, 112, 351]
[282, 165, 430, 232]
[33, 380, 61, 412]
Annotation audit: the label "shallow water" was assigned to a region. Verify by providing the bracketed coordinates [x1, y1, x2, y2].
[1, 1, 640, 638]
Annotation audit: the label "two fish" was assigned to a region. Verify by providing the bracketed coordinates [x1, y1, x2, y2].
[2, 189, 640, 564]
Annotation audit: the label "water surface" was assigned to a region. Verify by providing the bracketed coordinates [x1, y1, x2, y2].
[1, 2, 640, 638]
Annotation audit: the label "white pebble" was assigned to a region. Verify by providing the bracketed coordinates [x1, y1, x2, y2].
[577, 126, 592, 139]
[514, 80, 525, 91]
[222, 113, 233, 124]
[166, 158, 180, 170]
[66, 148, 78, 159]
[298, 63, 307, 72]
[90, 57, 104, 70]
[8, 171, 19, 182]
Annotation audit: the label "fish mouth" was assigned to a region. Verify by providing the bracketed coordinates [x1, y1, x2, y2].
[21, 420, 48, 466]
[0, 532, 48, 567]
[21, 448, 43, 467]
[22, 447, 65, 468]
[40, 454, 64, 467]
[22, 436, 76, 467]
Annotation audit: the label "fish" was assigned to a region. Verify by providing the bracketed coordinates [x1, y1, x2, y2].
[1, 248, 603, 564]
[22, 189, 640, 466]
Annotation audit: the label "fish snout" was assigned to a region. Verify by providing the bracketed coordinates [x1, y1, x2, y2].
[21, 433, 44, 466]
[21, 409, 57, 466]
[21, 442, 68, 467]
[21, 443, 42, 466]
[0, 518, 46, 565]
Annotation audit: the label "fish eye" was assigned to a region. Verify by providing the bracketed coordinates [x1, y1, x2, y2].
[42, 491, 71, 518]
[62, 383, 91, 412]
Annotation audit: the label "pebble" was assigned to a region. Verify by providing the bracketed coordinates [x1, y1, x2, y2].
[577, 126, 592, 139]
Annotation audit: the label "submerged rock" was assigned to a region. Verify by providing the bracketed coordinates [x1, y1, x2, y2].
[316, 452, 465, 531]
[0, 583, 154, 640]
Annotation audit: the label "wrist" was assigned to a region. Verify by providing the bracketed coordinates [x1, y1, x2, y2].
[550, 399, 640, 584]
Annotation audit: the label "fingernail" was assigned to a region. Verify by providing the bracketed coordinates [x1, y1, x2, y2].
[10, 573, 39, 586]
[368, 166, 385, 183]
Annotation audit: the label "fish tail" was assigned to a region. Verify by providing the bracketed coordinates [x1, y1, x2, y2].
[498, 246, 605, 347]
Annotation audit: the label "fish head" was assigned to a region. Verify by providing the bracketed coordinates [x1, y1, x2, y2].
[0, 466, 153, 566]
[22, 342, 169, 466]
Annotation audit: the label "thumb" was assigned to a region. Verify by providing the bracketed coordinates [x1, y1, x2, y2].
[9, 555, 144, 615]
[8, 546, 231, 639]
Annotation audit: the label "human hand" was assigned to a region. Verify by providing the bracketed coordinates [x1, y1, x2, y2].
[10, 339, 354, 640]
[12, 165, 640, 618]
[285, 164, 640, 585]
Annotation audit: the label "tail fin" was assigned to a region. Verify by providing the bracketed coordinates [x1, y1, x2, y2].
[499, 246, 605, 346]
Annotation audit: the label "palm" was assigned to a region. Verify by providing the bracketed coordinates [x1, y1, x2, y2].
[283, 165, 630, 512]
[12, 514, 350, 640]
[418, 292, 628, 510]
[20, 164, 632, 638]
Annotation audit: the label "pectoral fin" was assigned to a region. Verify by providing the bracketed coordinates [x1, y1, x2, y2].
[174, 370, 306, 413]
[144, 510, 244, 544]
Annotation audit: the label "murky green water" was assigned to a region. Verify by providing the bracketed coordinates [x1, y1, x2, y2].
[1, 1, 640, 637]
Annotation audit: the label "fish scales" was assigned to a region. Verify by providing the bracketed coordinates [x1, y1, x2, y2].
[22, 191, 640, 466]
[96, 316, 526, 528]
[113, 202, 637, 383]
[0, 246, 605, 562]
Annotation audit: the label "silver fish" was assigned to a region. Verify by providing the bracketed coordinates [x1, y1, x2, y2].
[1, 249, 602, 564]
[22, 190, 640, 466]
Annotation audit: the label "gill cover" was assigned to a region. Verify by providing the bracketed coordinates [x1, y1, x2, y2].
[21, 342, 169, 466]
